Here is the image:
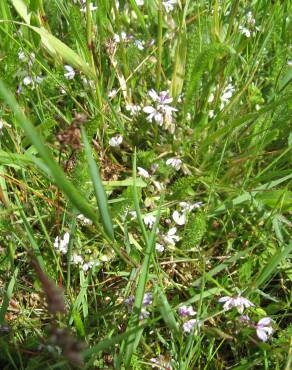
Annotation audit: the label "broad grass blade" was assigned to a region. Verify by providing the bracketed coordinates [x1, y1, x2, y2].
[81, 127, 114, 241]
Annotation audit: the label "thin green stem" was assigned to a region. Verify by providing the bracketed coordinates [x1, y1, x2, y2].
[156, 1, 163, 91]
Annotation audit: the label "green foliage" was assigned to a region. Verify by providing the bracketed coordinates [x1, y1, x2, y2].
[182, 212, 207, 250]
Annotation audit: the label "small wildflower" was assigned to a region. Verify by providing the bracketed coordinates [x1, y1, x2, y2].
[137, 167, 150, 178]
[208, 110, 215, 118]
[139, 308, 150, 320]
[144, 214, 156, 229]
[136, 0, 144, 5]
[77, 214, 93, 225]
[143, 293, 152, 306]
[108, 88, 118, 99]
[54, 232, 70, 254]
[109, 134, 123, 147]
[155, 243, 164, 253]
[72, 254, 83, 265]
[255, 317, 273, 342]
[239, 315, 250, 323]
[172, 210, 186, 226]
[162, 0, 177, 13]
[113, 31, 127, 43]
[80, 1, 97, 13]
[218, 295, 254, 314]
[166, 157, 182, 171]
[64, 65, 75, 80]
[134, 39, 144, 50]
[125, 103, 141, 115]
[82, 261, 95, 272]
[18, 50, 25, 61]
[178, 305, 196, 317]
[23, 76, 32, 86]
[163, 227, 180, 246]
[179, 201, 203, 211]
[183, 319, 202, 333]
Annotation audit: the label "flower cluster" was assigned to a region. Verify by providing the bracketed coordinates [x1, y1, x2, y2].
[178, 305, 202, 334]
[54, 232, 70, 254]
[143, 90, 178, 133]
[124, 293, 153, 320]
[219, 294, 274, 341]
[239, 11, 260, 38]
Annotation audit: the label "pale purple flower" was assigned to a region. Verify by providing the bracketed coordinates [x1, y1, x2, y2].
[64, 65, 75, 80]
[218, 295, 254, 314]
[109, 134, 123, 147]
[143, 89, 177, 131]
[255, 317, 273, 342]
[143, 293, 152, 306]
[134, 39, 144, 50]
[183, 319, 202, 333]
[113, 31, 127, 43]
[140, 308, 150, 320]
[166, 158, 182, 171]
[178, 305, 196, 317]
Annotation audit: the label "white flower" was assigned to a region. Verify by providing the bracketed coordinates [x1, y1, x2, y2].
[239, 25, 251, 38]
[23, 76, 32, 86]
[137, 167, 150, 178]
[143, 106, 164, 125]
[125, 103, 141, 115]
[162, 0, 177, 13]
[179, 201, 203, 211]
[18, 50, 25, 61]
[288, 60, 292, 66]
[172, 210, 186, 226]
[144, 214, 156, 229]
[108, 89, 118, 99]
[255, 317, 273, 342]
[72, 254, 83, 265]
[208, 110, 215, 118]
[113, 31, 127, 43]
[109, 134, 123, 147]
[183, 319, 202, 333]
[64, 65, 75, 80]
[166, 157, 182, 171]
[80, 2, 97, 13]
[163, 227, 180, 246]
[54, 232, 70, 254]
[134, 39, 144, 50]
[82, 261, 94, 272]
[218, 295, 254, 314]
[221, 83, 235, 103]
[35, 75, 43, 84]
[77, 214, 93, 225]
[136, 0, 144, 5]
[155, 243, 164, 253]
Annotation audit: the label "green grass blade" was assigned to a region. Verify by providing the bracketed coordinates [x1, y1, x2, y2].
[81, 127, 114, 240]
[0, 81, 98, 224]
[0, 267, 18, 325]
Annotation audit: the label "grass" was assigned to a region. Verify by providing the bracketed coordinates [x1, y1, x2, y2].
[0, 0, 291, 369]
